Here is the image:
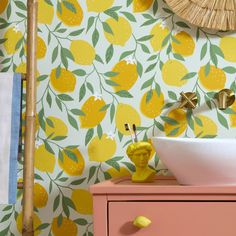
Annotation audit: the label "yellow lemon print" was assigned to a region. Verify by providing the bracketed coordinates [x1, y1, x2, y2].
[106, 167, 131, 178]
[104, 16, 132, 46]
[70, 40, 95, 65]
[111, 60, 138, 92]
[45, 116, 68, 139]
[35, 144, 56, 173]
[34, 183, 48, 208]
[80, 96, 107, 128]
[198, 65, 226, 91]
[115, 103, 141, 135]
[21, 112, 40, 138]
[4, 27, 23, 55]
[58, 148, 85, 176]
[17, 212, 42, 236]
[162, 60, 188, 87]
[38, 0, 54, 24]
[164, 108, 187, 137]
[140, 90, 164, 118]
[16, 62, 40, 77]
[193, 115, 217, 138]
[50, 68, 76, 93]
[25, 36, 47, 60]
[86, 0, 114, 12]
[88, 134, 116, 162]
[0, 0, 8, 14]
[71, 189, 93, 215]
[52, 217, 78, 236]
[57, 0, 83, 26]
[150, 23, 170, 52]
[230, 102, 236, 127]
[172, 31, 195, 56]
[133, 0, 153, 12]
[220, 36, 236, 62]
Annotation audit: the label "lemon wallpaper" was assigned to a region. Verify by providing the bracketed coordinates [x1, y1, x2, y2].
[0, 0, 236, 235]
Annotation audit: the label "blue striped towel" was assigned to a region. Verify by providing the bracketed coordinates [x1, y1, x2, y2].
[0, 73, 21, 204]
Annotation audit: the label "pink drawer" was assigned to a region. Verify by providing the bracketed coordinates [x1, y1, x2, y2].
[109, 201, 236, 236]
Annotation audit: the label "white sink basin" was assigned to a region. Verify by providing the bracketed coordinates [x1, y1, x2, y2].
[152, 137, 236, 186]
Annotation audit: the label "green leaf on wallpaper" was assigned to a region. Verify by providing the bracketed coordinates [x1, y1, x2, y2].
[153, 0, 158, 15]
[217, 111, 229, 129]
[106, 6, 123, 12]
[36, 223, 50, 231]
[1, 57, 11, 64]
[171, 35, 180, 44]
[121, 11, 136, 22]
[87, 16, 95, 32]
[63, 1, 77, 13]
[173, 53, 185, 61]
[167, 127, 180, 136]
[102, 22, 113, 35]
[45, 0, 53, 6]
[15, 37, 24, 50]
[222, 108, 236, 114]
[56, 65, 61, 78]
[154, 120, 164, 131]
[104, 171, 112, 180]
[2, 206, 12, 212]
[204, 95, 212, 110]
[37, 75, 48, 82]
[223, 66, 236, 74]
[46, 92, 52, 108]
[146, 90, 153, 103]
[163, 8, 174, 14]
[58, 94, 74, 101]
[52, 46, 58, 63]
[118, 131, 123, 141]
[74, 218, 88, 226]
[97, 124, 103, 139]
[70, 177, 86, 185]
[168, 91, 177, 100]
[110, 103, 115, 122]
[54, 22, 62, 32]
[0, 23, 11, 29]
[6, 4, 11, 19]
[200, 42, 207, 60]
[56, 97, 63, 111]
[116, 90, 133, 98]
[15, 1, 27, 11]
[162, 33, 171, 47]
[104, 71, 119, 77]
[85, 128, 94, 146]
[211, 44, 224, 58]
[57, 28, 67, 34]
[1, 213, 12, 223]
[38, 109, 46, 131]
[95, 54, 104, 64]
[204, 62, 211, 77]
[105, 80, 119, 87]
[194, 116, 203, 126]
[161, 116, 179, 125]
[88, 166, 97, 182]
[201, 135, 217, 139]
[0, 226, 10, 236]
[175, 21, 190, 28]
[106, 44, 114, 63]
[0, 50, 4, 57]
[0, 38, 7, 44]
[70, 109, 85, 116]
[44, 141, 55, 155]
[79, 84, 86, 101]
[106, 159, 120, 171]
[34, 173, 43, 181]
[206, 92, 216, 99]
[58, 150, 64, 163]
[166, 44, 172, 54]
[100, 104, 110, 112]
[127, 0, 133, 7]
[73, 69, 86, 76]
[92, 29, 99, 47]
[104, 11, 119, 21]
[210, 46, 218, 66]
[181, 72, 197, 80]
[62, 202, 70, 218]
[140, 44, 150, 53]
[119, 50, 134, 60]
[196, 89, 201, 106]
[61, 47, 74, 61]
[57, 213, 63, 227]
[69, 28, 84, 36]
[142, 14, 154, 20]
[137, 35, 153, 42]
[122, 161, 135, 172]
[155, 83, 161, 96]
[68, 114, 78, 130]
[52, 136, 67, 141]
[137, 61, 143, 77]
[141, 77, 154, 90]
[141, 19, 157, 27]
[145, 63, 156, 73]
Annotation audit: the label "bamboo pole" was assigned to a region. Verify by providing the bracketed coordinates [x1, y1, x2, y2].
[22, 1, 38, 236]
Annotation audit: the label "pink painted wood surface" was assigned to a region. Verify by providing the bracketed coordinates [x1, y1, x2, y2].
[109, 201, 236, 236]
[92, 195, 108, 236]
[90, 176, 236, 195]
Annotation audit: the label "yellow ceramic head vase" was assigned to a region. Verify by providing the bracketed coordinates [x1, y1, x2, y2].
[126, 141, 156, 183]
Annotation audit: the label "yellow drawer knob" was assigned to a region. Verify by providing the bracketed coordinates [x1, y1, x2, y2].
[133, 216, 152, 228]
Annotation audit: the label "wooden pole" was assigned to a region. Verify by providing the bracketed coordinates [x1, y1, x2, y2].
[22, 1, 37, 235]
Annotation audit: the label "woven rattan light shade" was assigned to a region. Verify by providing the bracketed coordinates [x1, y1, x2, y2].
[165, 0, 236, 31]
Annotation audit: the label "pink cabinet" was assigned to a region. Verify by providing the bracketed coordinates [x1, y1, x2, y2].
[90, 176, 236, 236]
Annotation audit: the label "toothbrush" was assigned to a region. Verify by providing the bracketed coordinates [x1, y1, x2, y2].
[124, 123, 135, 143]
[132, 124, 138, 142]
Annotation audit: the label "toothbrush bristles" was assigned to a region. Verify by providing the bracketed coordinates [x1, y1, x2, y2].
[124, 123, 129, 131]
[132, 124, 138, 142]
[124, 123, 134, 143]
